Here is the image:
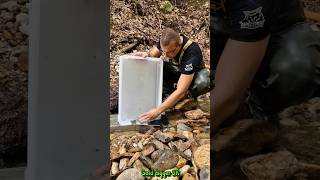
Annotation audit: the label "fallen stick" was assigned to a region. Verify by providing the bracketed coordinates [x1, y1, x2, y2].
[120, 40, 140, 53]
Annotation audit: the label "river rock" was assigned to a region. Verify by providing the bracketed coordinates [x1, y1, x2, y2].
[116, 168, 145, 180]
[240, 151, 299, 180]
[194, 144, 210, 169]
[151, 149, 179, 171]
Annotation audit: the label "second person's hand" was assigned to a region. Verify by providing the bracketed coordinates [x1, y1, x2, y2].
[131, 51, 148, 58]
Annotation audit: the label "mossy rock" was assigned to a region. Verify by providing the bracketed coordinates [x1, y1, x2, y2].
[159, 1, 174, 14]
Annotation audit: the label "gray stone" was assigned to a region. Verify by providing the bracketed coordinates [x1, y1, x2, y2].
[280, 118, 300, 127]
[151, 149, 179, 171]
[116, 168, 145, 180]
[16, 12, 28, 25]
[240, 151, 299, 180]
[306, 122, 320, 127]
[1, 10, 14, 21]
[1, 1, 19, 12]
[177, 123, 192, 132]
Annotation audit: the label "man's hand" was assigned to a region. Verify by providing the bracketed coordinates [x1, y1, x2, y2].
[138, 108, 161, 121]
[131, 51, 148, 58]
[138, 74, 194, 122]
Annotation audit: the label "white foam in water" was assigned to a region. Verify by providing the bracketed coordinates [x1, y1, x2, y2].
[118, 55, 163, 125]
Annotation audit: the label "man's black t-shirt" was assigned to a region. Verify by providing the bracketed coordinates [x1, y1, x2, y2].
[211, 0, 305, 69]
[212, 0, 305, 41]
[156, 34, 204, 75]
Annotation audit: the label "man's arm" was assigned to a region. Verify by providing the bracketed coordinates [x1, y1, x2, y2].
[139, 73, 194, 121]
[212, 37, 269, 132]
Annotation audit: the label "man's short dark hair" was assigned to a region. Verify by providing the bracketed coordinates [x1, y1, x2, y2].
[160, 28, 180, 47]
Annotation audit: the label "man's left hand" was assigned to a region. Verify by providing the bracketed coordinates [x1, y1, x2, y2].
[139, 108, 161, 121]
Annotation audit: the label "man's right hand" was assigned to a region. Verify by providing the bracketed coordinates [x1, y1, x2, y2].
[131, 51, 148, 58]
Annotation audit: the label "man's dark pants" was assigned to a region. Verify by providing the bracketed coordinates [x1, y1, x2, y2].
[212, 22, 320, 121]
[162, 61, 211, 100]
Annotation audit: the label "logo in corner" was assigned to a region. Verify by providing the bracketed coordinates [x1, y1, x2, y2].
[240, 7, 265, 29]
[185, 63, 193, 71]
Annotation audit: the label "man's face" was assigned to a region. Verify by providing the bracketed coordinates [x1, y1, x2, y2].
[161, 41, 180, 59]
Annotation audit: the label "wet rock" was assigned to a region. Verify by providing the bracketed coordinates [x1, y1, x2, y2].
[306, 122, 320, 127]
[299, 162, 320, 179]
[291, 173, 308, 180]
[199, 167, 210, 180]
[142, 143, 155, 156]
[175, 99, 198, 111]
[182, 131, 194, 139]
[175, 140, 191, 152]
[16, 13, 28, 25]
[194, 144, 210, 169]
[1, 11, 14, 21]
[111, 162, 119, 175]
[116, 168, 145, 180]
[183, 149, 192, 159]
[151, 149, 179, 171]
[197, 139, 210, 146]
[153, 130, 174, 143]
[19, 23, 28, 35]
[111, 152, 134, 161]
[177, 123, 192, 132]
[213, 119, 278, 154]
[185, 109, 209, 120]
[240, 151, 299, 180]
[133, 159, 149, 171]
[195, 133, 209, 139]
[140, 155, 154, 169]
[119, 158, 129, 171]
[176, 157, 187, 168]
[188, 167, 197, 177]
[151, 149, 164, 161]
[118, 144, 127, 154]
[182, 173, 196, 180]
[3, 30, 13, 40]
[152, 139, 169, 150]
[177, 119, 209, 127]
[1, 1, 19, 11]
[173, 133, 188, 141]
[128, 152, 141, 167]
[179, 165, 191, 176]
[280, 118, 300, 127]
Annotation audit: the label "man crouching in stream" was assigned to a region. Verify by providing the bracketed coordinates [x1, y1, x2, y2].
[133, 28, 211, 124]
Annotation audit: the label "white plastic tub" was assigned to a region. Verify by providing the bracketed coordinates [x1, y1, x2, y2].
[118, 55, 163, 125]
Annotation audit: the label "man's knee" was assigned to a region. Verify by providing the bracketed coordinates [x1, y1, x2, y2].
[188, 68, 211, 98]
